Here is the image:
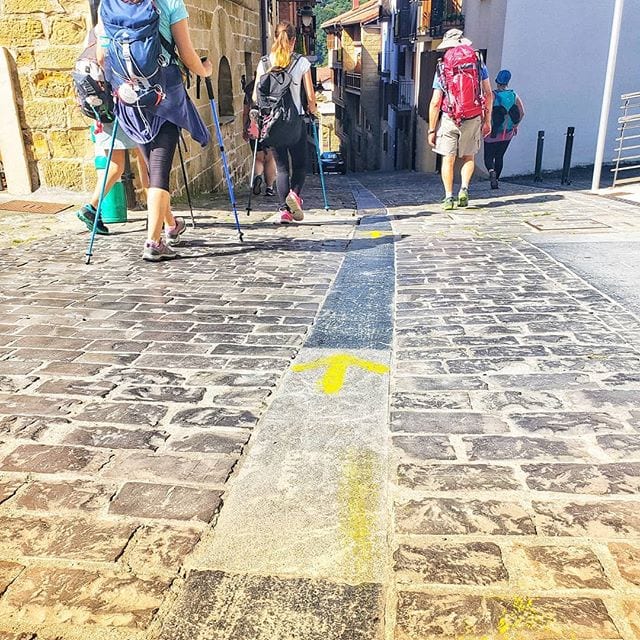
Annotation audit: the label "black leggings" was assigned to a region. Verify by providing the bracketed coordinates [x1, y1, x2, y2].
[484, 140, 512, 178]
[140, 121, 179, 191]
[272, 131, 307, 209]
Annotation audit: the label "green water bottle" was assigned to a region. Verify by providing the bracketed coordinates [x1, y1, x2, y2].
[94, 154, 127, 224]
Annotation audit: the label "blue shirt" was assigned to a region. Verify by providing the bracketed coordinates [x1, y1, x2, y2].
[156, 0, 189, 47]
[433, 62, 488, 91]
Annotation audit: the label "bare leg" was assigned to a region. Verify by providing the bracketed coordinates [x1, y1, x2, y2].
[255, 151, 265, 177]
[147, 188, 170, 242]
[89, 149, 126, 209]
[441, 154, 456, 195]
[134, 147, 150, 190]
[460, 155, 475, 189]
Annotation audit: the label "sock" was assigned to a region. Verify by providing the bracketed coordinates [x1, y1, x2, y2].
[445, 192, 453, 199]
[460, 186, 469, 193]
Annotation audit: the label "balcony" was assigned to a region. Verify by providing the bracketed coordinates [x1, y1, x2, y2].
[394, 0, 464, 41]
[329, 48, 343, 69]
[345, 72, 361, 94]
[391, 79, 414, 111]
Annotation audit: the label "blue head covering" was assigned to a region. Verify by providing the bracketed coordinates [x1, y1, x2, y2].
[496, 69, 512, 85]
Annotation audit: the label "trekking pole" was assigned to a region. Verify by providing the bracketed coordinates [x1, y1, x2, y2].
[203, 74, 244, 242]
[310, 117, 329, 210]
[561, 126, 575, 185]
[177, 132, 196, 228]
[85, 118, 119, 265]
[534, 130, 545, 183]
[245, 128, 261, 217]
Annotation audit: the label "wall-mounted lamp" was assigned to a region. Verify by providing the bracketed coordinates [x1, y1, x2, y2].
[299, 5, 314, 28]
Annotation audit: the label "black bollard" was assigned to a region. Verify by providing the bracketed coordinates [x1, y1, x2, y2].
[561, 126, 575, 185]
[534, 130, 545, 182]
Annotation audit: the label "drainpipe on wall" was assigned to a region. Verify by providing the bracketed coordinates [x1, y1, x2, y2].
[260, 0, 269, 56]
[592, 0, 624, 191]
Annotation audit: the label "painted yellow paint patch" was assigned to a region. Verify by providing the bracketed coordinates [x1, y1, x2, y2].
[337, 449, 381, 581]
[367, 230, 392, 238]
[292, 353, 389, 394]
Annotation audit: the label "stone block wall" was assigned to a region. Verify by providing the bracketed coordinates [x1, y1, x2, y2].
[0, 0, 267, 195]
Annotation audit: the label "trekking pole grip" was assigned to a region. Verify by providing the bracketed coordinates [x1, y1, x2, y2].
[200, 57, 214, 100]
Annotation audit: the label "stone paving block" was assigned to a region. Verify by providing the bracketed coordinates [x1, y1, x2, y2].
[124, 525, 202, 575]
[33, 378, 115, 397]
[510, 544, 611, 589]
[597, 434, 640, 460]
[609, 543, 640, 586]
[392, 412, 509, 434]
[13, 480, 115, 513]
[395, 593, 620, 639]
[392, 436, 456, 461]
[533, 500, 640, 537]
[171, 407, 258, 430]
[523, 463, 640, 494]
[394, 542, 508, 586]
[511, 412, 624, 435]
[72, 402, 167, 427]
[0, 567, 168, 629]
[102, 451, 235, 485]
[109, 482, 222, 522]
[626, 601, 640, 639]
[475, 390, 565, 412]
[0, 561, 24, 594]
[398, 463, 521, 491]
[157, 570, 383, 640]
[0, 479, 23, 505]
[0, 394, 76, 417]
[186, 371, 278, 388]
[0, 376, 38, 393]
[0, 444, 111, 474]
[465, 435, 587, 461]
[0, 514, 136, 561]
[112, 384, 206, 403]
[396, 497, 535, 535]
[0, 416, 68, 441]
[393, 392, 472, 411]
[395, 375, 488, 391]
[61, 426, 168, 450]
[166, 430, 250, 455]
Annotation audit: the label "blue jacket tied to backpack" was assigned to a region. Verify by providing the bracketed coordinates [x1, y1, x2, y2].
[100, 0, 209, 146]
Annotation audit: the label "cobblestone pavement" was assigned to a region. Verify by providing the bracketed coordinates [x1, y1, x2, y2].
[1, 171, 640, 639]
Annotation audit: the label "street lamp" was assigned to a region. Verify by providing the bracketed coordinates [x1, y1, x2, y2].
[299, 5, 314, 29]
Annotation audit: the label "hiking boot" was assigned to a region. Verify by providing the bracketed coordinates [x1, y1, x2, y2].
[285, 190, 304, 221]
[76, 204, 109, 235]
[265, 185, 276, 197]
[143, 239, 178, 262]
[278, 208, 294, 224]
[457, 188, 469, 208]
[252, 174, 263, 195]
[489, 170, 499, 189]
[442, 196, 456, 211]
[165, 216, 186, 246]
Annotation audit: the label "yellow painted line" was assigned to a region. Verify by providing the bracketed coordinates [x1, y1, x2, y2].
[367, 230, 393, 238]
[292, 353, 389, 394]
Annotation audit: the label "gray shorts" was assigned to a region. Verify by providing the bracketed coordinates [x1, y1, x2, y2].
[434, 114, 482, 158]
[93, 122, 138, 151]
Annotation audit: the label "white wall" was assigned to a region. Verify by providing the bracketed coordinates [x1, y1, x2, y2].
[465, 0, 640, 177]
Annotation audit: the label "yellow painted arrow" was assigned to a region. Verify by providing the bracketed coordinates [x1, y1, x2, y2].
[292, 353, 389, 395]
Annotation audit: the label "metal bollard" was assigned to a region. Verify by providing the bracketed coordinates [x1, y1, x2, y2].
[561, 126, 575, 185]
[534, 130, 545, 182]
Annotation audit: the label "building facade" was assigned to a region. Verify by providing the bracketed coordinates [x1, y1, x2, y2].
[464, 0, 640, 177]
[322, 0, 382, 172]
[0, 0, 276, 195]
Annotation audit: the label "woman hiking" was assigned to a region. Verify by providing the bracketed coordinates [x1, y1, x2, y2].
[253, 21, 317, 224]
[97, 0, 212, 261]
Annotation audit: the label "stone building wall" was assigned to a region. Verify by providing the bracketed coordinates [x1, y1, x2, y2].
[0, 0, 267, 195]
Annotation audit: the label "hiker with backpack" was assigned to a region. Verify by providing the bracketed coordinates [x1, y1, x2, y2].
[253, 21, 317, 224]
[96, 0, 212, 261]
[484, 69, 525, 189]
[428, 29, 493, 211]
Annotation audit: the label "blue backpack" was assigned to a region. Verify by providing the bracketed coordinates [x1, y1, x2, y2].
[490, 89, 521, 137]
[100, 0, 175, 109]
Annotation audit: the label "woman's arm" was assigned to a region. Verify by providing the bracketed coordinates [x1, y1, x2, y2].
[303, 70, 316, 115]
[516, 95, 525, 121]
[171, 19, 212, 77]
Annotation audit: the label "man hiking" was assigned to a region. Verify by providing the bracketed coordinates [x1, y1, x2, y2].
[428, 29, 492, 210]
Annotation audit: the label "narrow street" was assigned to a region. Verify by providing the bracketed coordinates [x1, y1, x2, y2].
[0, 173, 639, 639]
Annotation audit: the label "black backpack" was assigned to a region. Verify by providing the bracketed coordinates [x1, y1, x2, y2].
[256, 53, 303, 148]
[72, 31, 115, 123]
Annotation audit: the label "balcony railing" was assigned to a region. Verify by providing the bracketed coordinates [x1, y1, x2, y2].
[391, 79, 414, 110]
[345, 72, 361, 92]
[395, 0, 464, 41]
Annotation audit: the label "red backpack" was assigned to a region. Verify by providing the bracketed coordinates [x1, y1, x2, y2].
[438, 44, 484, 124]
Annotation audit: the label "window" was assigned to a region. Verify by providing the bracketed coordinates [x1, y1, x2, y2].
[218, 56, 234, 119]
